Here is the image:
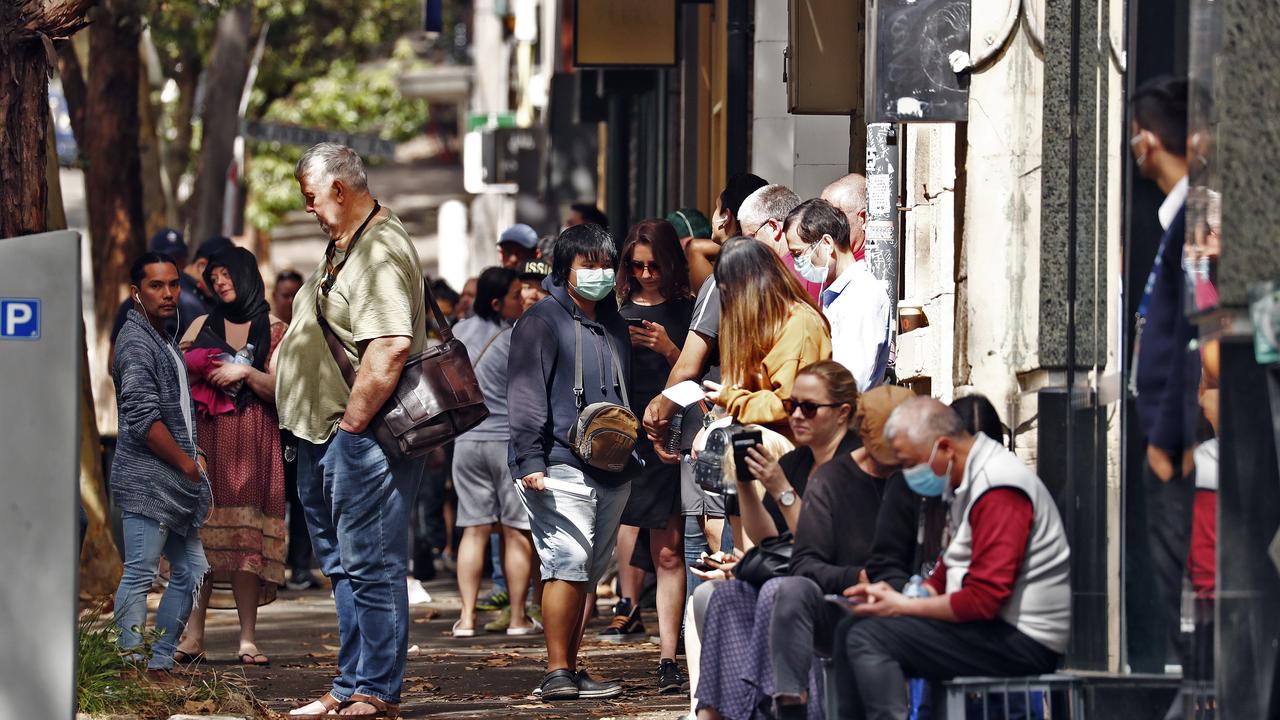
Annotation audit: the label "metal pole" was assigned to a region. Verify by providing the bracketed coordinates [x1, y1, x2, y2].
[865, 122, 899, 323]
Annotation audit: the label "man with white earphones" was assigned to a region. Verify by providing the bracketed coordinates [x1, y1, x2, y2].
[110, 252, 212, 682]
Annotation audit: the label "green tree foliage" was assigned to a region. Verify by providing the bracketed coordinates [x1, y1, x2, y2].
[245, 40, 429, 230]
[145, 0, 423, 209]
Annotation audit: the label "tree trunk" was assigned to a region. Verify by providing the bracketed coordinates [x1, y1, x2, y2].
[0, 43, 51, 238]
[165, 58, 200, 230]
[85, 0, 146, 339]
[188, 3, 252, 244]
[79, 330, 122, 597]
[56, 40, 87, 147]
[138, 65, 170, 236]
[1, 0, 114, 598]
[43, 107, 124, 597]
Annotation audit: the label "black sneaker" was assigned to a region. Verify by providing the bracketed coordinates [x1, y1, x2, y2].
[537, 668, 580, 701]
[657, 658, 686, 694]
[286, 570, 321, 591]
[597, 599, 646, 643]
[576, 669, 623, 699]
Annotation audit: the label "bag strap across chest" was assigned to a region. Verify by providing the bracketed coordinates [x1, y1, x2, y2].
[572, 315, 629, 411]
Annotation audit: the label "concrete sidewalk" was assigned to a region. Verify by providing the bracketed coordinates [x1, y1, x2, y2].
[193, 577, 691, 719]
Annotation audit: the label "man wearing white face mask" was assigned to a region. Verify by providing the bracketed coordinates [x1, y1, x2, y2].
[508, 222, 636, 702]
[828, 397, 1070, 720]
[783, 196, 891, 392]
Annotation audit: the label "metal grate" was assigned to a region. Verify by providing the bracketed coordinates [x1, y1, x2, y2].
[944, 674, 1084, 720]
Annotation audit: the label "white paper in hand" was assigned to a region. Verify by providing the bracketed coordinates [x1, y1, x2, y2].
[662, 380, 705, 408]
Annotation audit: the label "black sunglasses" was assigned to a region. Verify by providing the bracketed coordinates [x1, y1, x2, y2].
[629, 260, 661, 275]
[782, 398, 843, 418]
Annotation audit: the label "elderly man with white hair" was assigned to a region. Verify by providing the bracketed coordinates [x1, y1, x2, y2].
[736, 183, 832, 304]
[275, 143, 430, 719]
[829, 396, 1070, 720]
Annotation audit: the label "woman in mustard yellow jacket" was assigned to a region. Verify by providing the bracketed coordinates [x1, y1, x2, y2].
[708, 235, 832, 433]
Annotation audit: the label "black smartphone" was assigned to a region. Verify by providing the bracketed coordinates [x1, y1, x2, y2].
[625, 317, 647, 328]
[689, 561, 714, 572]
[730, 429, 763, 481]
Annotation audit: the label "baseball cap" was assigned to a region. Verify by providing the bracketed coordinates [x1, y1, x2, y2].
[854, 385, 917, 466]
[498, 223, 539, 250]
[196, 235, 235, 260]
[666, 208, 712, 239]
[148, 228, 187, 257]
[518, 259, 552, 281]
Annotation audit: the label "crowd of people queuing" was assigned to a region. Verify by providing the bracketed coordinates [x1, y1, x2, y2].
[102, 112, 1219, 720]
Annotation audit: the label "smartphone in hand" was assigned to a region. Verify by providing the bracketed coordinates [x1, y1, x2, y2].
[823, 594, 866, 609]
[730, 429, 763, 481]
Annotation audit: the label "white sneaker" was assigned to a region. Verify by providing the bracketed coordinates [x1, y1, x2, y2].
[407, 577, 433, 605]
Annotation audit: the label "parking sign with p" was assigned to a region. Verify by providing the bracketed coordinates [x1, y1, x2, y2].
[0, 299, 40, 340]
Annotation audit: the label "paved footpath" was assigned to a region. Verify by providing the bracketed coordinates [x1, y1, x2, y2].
[195, 578, 691, 719]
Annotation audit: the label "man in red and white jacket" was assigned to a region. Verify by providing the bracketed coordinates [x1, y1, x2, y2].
[831, 397, 1071, 720]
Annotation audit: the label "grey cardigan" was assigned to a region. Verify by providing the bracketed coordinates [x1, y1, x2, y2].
[110, 309, 211, 535]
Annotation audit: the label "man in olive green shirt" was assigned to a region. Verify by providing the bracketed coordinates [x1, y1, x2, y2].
[277, 143, 428, 719]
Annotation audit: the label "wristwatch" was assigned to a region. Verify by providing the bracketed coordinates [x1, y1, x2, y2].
[776, 488, 797, 507]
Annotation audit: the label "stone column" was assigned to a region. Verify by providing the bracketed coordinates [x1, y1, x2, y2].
[1207, 0, 1280, 715]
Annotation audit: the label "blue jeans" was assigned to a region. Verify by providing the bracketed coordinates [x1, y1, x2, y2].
[297, 429, 425, 704]
[114, 512, 209, 670]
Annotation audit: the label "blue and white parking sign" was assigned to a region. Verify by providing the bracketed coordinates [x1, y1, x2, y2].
[0, 299, 40, 340]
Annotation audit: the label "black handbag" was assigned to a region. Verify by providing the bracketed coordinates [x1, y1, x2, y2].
[733, 531, 794, 588]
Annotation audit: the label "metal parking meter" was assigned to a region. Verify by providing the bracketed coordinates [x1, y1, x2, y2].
[0, 230, 81, 718]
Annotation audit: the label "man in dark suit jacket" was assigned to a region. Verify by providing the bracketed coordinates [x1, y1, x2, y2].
[1130, 75, 1201, 673]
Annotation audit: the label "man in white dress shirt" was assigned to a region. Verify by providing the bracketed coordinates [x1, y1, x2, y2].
[783, 187, 891, 392]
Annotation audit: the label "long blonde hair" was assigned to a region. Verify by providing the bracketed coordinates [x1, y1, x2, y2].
[714, 236, 827, 388]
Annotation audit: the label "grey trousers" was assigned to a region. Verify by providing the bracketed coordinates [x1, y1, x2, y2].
[769, 576, 846, 698]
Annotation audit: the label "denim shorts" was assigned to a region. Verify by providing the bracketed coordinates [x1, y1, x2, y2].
[517, 463, 630, 585]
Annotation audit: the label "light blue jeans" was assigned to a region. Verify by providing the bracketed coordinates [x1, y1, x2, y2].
[113, 512, 209, 670]
[297, 429, 425, 705]
[517, 463, 630, 585]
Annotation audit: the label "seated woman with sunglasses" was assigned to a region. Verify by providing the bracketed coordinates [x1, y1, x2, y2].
[690, 361, 859, 720]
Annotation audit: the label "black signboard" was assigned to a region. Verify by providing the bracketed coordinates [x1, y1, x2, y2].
[867, 0, 971, 122]
[482, 128, 544, 194]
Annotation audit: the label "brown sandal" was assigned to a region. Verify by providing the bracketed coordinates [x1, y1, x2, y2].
[332, 693, 400, 719]
[288, 692, 341, 719]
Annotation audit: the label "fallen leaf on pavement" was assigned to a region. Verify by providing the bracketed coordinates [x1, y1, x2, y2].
[183, 698, 218, 713]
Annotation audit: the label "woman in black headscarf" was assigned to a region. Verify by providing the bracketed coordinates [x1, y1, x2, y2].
[174, 246, 287, 667]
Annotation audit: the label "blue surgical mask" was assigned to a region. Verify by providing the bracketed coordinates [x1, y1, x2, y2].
[570, 267, 616, 301]
[903, 439, 952, 497]
[793, 243, 830, 284]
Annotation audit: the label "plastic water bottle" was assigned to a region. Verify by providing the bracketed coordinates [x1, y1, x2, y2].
[234, 343, 255, 366]
[903, 574, 929, 599]
[216, 343, 255, 396]
[903, 575, 932, 720]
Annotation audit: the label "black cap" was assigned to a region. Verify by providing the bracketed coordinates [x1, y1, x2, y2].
[196, 236, 235, 260]
[148, 228, 187, 257]
[518, 259, 552, 280]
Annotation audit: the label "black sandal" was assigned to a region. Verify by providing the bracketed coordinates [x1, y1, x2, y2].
[172, 649, 205, 665]
[239, 652, 270, 666]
